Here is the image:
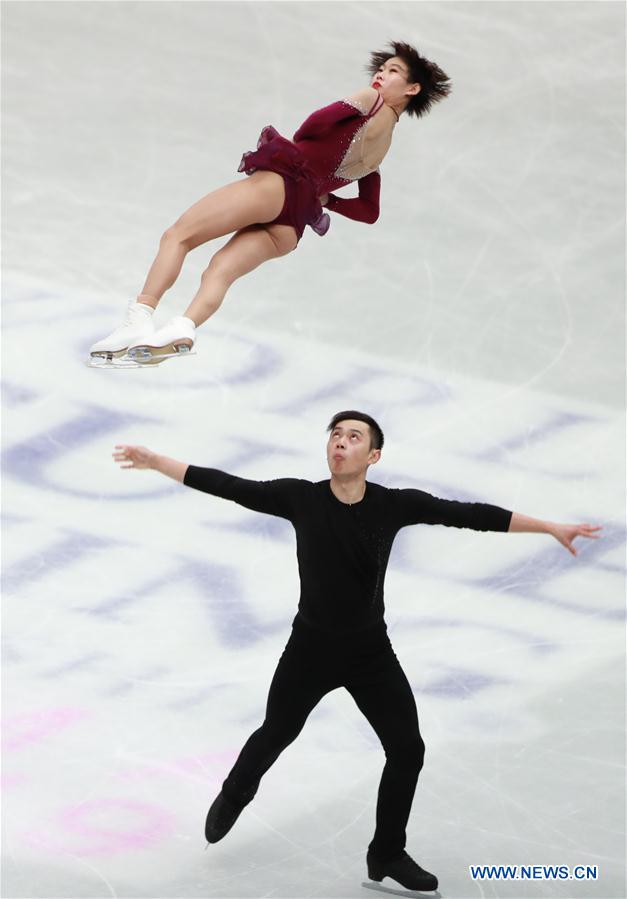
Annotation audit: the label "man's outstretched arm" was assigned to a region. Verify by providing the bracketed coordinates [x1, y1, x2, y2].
[112, 444, 303, 520]
[508, 512, 602, 556]
[397, 488, 602, 556]
[113, 445, 186, 480]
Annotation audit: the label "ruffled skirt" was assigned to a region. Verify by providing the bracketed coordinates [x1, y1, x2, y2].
[238, 126, 330, 240]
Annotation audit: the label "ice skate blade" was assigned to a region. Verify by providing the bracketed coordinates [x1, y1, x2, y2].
[362, 881, 440, 897]
[86, 352, 145, 370]
[127, 342, 196, 365]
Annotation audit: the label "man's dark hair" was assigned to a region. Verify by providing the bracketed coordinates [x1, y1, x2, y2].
[367, 40, 452, 119]
[327, 410, 385, 451]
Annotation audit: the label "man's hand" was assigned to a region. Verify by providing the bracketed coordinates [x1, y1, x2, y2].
[113, 445, 155, 469]
[113, 445, 187, 482]
[509, 512, 602, 556]
[548, 522, 602, 556]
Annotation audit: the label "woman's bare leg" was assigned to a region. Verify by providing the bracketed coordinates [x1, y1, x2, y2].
[138, 172, 287, 308]
[183, 223, 298, 326]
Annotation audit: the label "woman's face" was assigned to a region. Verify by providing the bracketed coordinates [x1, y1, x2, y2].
[371, 56, 420, 107]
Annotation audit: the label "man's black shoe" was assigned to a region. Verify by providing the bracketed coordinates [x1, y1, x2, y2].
[367, 850, 438, 891]
[205, 790, 246, 843]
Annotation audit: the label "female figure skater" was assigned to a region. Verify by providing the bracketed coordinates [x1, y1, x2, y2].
[112, 411, 600, 891]
[89, 42, 451, 367]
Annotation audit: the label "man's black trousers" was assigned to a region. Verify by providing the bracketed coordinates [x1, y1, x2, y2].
[222, 614, 425, 861]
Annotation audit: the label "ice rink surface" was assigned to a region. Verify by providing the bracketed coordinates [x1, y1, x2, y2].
[2, 2, 625, 898]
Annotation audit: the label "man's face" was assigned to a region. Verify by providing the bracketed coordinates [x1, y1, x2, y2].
[326, 419, 381, 478]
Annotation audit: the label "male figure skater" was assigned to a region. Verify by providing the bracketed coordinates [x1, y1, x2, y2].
[113, 411, 600, 892]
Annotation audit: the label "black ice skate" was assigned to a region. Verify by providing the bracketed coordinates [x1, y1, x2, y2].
[367, 850, 438, 892]
[205, 790, 247, 843]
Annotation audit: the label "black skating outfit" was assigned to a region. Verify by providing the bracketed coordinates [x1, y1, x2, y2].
[184, 466, 512, 861]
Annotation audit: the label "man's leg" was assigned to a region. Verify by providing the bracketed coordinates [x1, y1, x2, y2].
[221, 628, 336, 808]
[345, 645, 425, 862]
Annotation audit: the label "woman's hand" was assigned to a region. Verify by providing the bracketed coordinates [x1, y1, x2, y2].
[548, 522, 603, 556]
[113, 445, 155, 470]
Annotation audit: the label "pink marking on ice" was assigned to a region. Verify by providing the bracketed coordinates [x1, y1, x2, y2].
[1, 771, 28, 790]
[24, 799, 175, 857]
[114, 748, 238, 783]
[2, 708, 90, 751]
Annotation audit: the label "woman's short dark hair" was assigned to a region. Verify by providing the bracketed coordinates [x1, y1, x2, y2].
[367, 40, 452, 119]
[327, 410, 385, 450]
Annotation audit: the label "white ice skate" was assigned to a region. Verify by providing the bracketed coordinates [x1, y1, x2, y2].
[126, 315, 196, 365]
[88, 301, 155, 368]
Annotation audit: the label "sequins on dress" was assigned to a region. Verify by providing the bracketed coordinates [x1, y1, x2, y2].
[238, 90, 387, 241]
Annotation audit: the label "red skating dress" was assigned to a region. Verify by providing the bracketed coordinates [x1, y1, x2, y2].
[238, 91, 386, 241]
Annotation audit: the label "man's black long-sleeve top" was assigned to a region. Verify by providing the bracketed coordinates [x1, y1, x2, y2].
[184, 467, 513, 634]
